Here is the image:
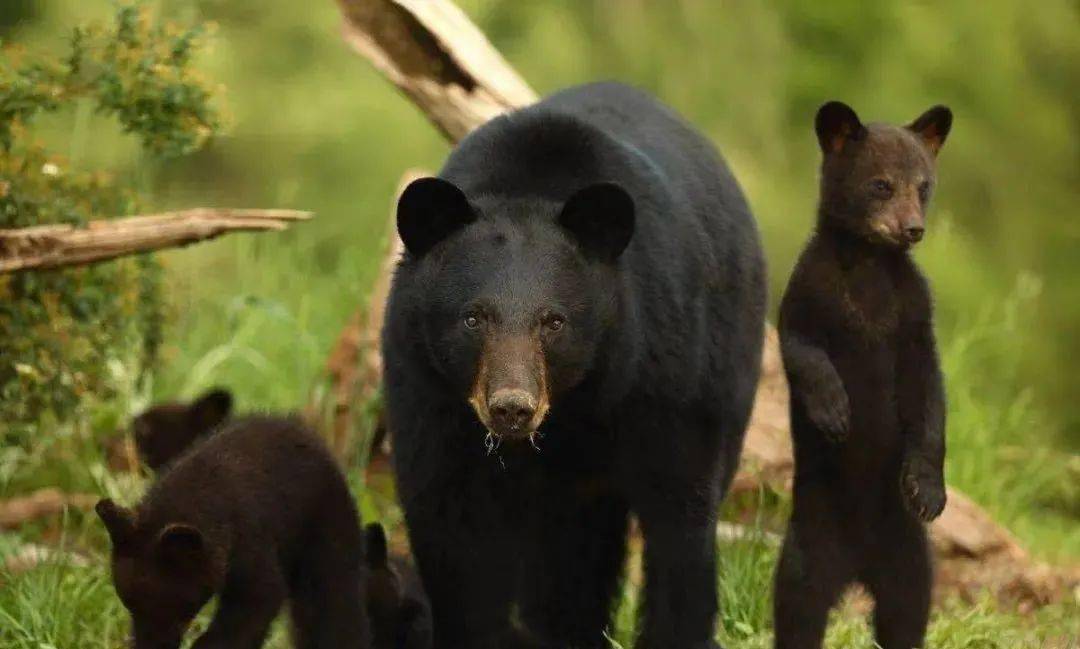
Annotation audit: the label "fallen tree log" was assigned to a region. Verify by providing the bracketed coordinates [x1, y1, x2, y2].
[327, 0, 1077, 609]
[0, 488, 97, 530]
[0, 208, 312, 273]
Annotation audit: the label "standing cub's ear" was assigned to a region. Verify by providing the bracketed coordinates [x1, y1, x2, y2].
[558, 182, 635, 263]
[397, 177, 476, 257]
[907, 105, 953, 156]
[96, 499, 136, 546]
[190, 388, 232, 431]
[815, 101, 866, 154]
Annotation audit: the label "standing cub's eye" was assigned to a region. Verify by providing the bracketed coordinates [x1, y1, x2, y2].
[870, 178, 894, 198]
[463, 314, 481, 329]
[918, 181, 932, 202]
[543, 315, 565, 332]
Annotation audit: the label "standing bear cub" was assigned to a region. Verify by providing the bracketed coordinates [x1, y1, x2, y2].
[773, 102, 952, 649]
[97, 416, 369, 649]
[383, 81, 766, 649]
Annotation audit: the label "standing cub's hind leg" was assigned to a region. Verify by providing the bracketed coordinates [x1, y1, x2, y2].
[773, 487, 855, 649]
[864, 519, 932, 649]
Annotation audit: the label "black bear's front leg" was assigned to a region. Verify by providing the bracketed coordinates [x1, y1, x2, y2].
[396, 441, 519, 649]
[897, 314, 947, 522]
[620, 406, 725, 649]
[780, 327, 850, 443]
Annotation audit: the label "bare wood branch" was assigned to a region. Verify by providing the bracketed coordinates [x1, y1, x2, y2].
[335, 0, 537, 141]
[0, 208, 313, 273]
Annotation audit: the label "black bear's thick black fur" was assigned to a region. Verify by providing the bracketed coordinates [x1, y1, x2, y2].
[97, 416, 369, 649]
[773, 102, 952, 649]
[382, 81, 766, 649]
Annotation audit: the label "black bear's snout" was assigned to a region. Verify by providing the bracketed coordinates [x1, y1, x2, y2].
[488, 389, 537, 435]
[904, 225, 924, 243]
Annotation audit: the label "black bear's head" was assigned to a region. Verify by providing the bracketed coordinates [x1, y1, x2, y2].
[815, 101, 952, 249]
[96, 499, 224, 649]
[397, 176, 634, 442]
[132, 388, 233, 470]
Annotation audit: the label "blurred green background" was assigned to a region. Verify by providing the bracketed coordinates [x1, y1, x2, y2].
[4, 0, 1077, 548]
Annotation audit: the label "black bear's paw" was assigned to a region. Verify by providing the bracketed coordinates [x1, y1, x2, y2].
[901, 455, 947, 522]
[803, 379, 851, 443]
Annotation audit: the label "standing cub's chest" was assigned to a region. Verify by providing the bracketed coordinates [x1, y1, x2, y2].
[834, 261, 902, 343]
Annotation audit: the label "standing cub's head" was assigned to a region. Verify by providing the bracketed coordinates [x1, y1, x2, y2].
[815, 101, 952, 248]
[96, 499, 225, 649]
[132, 388, 232, 470]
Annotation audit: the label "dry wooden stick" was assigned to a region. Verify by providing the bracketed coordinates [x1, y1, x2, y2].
[0, 208, 313, 273]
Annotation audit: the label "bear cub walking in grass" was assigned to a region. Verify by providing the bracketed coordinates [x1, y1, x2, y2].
[773, 101, 952, 649]
[97, 416, 369, 649]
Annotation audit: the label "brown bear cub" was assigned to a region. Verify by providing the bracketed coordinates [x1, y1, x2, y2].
[773, 101, 952, 649]
[364, 523, 432, 649]
[97, 416, 369, 649]
[131, 388, 233, 470]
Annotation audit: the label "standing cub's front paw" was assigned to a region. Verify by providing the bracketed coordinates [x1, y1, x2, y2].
[802, 378, 851, 443]
[901, 455, 947, 522]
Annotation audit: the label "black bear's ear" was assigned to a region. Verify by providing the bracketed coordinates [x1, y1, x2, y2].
[907, 105, 952, 156]
[155, 523, 206, 569]
[364, 523, 389, 568]
[397, 177, 476, 258]
[96, 498, 136, 546]
[558, 182, 635, 263]
[815, 101, 866, 154]
[190, 388, 232, 431]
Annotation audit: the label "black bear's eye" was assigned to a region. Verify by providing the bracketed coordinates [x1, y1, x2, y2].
[918, 180, 932, 202]
[463, 314, 481, 329]
[870, 178, 894, 198]
[544, 315, 565, 332]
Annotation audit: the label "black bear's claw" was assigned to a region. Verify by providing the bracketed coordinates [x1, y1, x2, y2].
[901, 456, 946, 522]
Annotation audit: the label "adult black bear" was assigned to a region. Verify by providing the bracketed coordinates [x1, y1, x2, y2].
[382, 81, 766, 649]
[97, 416, 369, 649]
[773, 102, 952, 649]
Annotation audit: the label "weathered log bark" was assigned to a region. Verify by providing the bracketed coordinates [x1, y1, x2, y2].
[0, 208, 312, 273]
[329, 0, 1076, 608]
[317, 170, 423, 461]
[335, 0, 537, 140]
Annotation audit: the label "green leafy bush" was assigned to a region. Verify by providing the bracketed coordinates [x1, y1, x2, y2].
[0, 4, 220, 440]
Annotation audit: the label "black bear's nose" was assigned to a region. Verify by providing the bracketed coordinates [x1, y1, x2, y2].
[905, 226, 924, 242]
[488, 389, 536, 434]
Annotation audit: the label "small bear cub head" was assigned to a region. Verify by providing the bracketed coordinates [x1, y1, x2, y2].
[132, 388, 232, 470]
[95, 499, 224, 648]
[815, 101, 952, 249]
[365, 523, 432, 649]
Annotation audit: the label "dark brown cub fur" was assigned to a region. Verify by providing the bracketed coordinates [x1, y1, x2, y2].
[131, 388, 233, 470]
[97, 416, 369, 649]
[773, 101, 952, 649]
[364, 523, 432, 649]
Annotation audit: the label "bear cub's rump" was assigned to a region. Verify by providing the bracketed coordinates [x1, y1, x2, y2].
[97, 415, 369, 649]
